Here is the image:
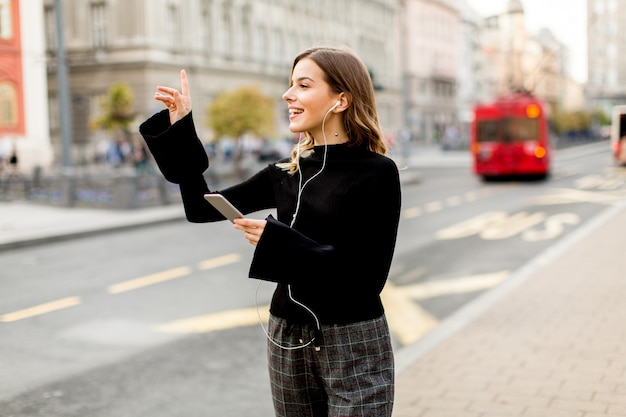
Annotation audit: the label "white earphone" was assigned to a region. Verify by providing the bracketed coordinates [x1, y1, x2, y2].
[257, 97, 343, 351]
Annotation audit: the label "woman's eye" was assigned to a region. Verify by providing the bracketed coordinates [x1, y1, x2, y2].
[299, 84, 309, 89]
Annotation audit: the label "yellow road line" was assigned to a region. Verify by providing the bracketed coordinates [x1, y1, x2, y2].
[198, 253, 241, 270]
[381, 282, 439, 346]
[155, 305, 270, 334]
[424, 201, 444, 213]
[0, 296, 81, 323]
[403, 207, 422, 219]
[108, 266, 192, 294]
[403, 271, 510, 300]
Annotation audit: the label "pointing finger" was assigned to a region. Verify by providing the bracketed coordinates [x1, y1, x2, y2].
[180, 69, 189, 97]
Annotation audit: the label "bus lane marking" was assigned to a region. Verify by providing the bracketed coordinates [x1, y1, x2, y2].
[522, 213, 580, 242]
[532, 188, 625, 206]
[436, 211, 508, 240]
[435, 211, 580, 241]
[480, 211, 546, 240]
[400, 271, 510, 300]
[0, 296, 81, 323]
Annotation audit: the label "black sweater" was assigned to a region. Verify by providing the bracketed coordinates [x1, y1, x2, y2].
[140, 110, 401, 325]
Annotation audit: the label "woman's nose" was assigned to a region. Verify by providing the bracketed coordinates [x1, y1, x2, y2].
[282, 87, 294, 102]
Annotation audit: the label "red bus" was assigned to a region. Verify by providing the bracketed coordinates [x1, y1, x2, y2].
[470, 93, 550, 180]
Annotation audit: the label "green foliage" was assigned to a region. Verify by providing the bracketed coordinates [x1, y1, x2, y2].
[550, 109, 592, 135]
[591, 108, 610, 126]
[206, 85, 275, 140]
[90, 83, 136, 132]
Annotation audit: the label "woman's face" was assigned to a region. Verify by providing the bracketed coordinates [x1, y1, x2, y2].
[282, 58, 339, 139]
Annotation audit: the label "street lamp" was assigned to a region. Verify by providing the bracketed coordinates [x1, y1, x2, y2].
[53, 0, 73, 169]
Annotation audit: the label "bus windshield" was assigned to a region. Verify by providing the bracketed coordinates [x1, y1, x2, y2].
[477, 117, 540, 143]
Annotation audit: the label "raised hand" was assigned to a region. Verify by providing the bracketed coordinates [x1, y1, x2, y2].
[154, 69, 192, 125]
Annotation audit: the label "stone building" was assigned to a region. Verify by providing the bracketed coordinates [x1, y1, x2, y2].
[402, 0, 461, 143]
[43, 0, 403, 164]
[586, 0, 626, 114]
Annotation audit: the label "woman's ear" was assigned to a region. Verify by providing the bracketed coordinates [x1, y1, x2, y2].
[334, 93, 350, 113]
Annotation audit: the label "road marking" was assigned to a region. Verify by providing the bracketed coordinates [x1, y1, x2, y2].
[0, 296, 81, 322]
[464, 191, 479, 202]
[402, 189, 496, 221]
[401, 271, 510, 300]
[155, 305, 270, 333]
[522, 213, 580, 241]
[381, 282, 439, 346]
[445, 196, 463, 207]
[532, 188, 626, 206]
[153, 270, 511, 347]
[480, 211, 546, 240]
[403, 207, 422, 219]
[436, 211, 508, 240]
[424, 201, 444, 213]
[198, 253, 241, 270]
[108, 266, 192, 294]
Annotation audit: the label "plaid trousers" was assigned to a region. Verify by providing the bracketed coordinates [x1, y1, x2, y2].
[267, 314, 394, 417]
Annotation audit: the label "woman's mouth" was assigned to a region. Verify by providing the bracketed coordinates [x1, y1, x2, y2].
[289, 108, 303, 119]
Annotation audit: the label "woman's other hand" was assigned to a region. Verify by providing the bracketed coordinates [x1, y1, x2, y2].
[154, 69, 192, 125]
[233, 218, 267, 247]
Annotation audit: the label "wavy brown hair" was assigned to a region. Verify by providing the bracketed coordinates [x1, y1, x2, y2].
[278, 46, 387, 174]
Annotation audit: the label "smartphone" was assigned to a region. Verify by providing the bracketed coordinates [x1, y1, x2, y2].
[204, 194, 244, 223]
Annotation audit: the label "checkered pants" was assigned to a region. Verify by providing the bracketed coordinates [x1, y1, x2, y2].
[267, 314, 394, 417]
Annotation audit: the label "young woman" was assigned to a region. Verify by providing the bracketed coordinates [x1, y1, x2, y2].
[139, 46, 401, 417]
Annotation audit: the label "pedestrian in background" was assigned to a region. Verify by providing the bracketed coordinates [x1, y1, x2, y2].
[139, 46, 401, 417]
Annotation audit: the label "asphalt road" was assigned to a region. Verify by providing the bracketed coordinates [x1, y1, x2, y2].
[1, 142, 624, 416]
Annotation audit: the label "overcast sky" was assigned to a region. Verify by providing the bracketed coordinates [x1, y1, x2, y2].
[465, 0, 587, 82]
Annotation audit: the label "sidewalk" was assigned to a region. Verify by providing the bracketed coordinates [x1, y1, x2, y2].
[0, 201, 185, 250]
[393, 199, 626, 417]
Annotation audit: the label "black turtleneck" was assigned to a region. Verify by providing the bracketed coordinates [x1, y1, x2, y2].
[140, 110, 401, 325]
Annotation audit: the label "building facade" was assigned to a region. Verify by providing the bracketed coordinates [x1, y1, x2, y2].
[0, 0, 52, 172]
[403, 0, 461, 143]
[586, 0, 626, 114]
[44, 0, 403, 164]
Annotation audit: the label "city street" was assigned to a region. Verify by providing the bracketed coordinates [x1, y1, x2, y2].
[1, 141, 624, 416]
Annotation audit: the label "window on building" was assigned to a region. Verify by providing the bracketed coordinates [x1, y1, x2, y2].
[0, 82, 18, 129]
[0, 0, 12, 39]
[44, 5, 58, 51]
[90, 2, 108, 49]
[201, 1, 212, 53]
[165, 1, 181, 49]
[221, 1, 233, 56]
[240, 4, 251, 59]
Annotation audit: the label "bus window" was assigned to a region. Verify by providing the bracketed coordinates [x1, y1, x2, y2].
[504, 118, 540, 142]
[477, 120, 498, 142]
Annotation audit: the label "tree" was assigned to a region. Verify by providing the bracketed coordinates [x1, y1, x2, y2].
[91, 83, 136, 134]
[90, 83, 138, 167]
[207, 85, 275, 179]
